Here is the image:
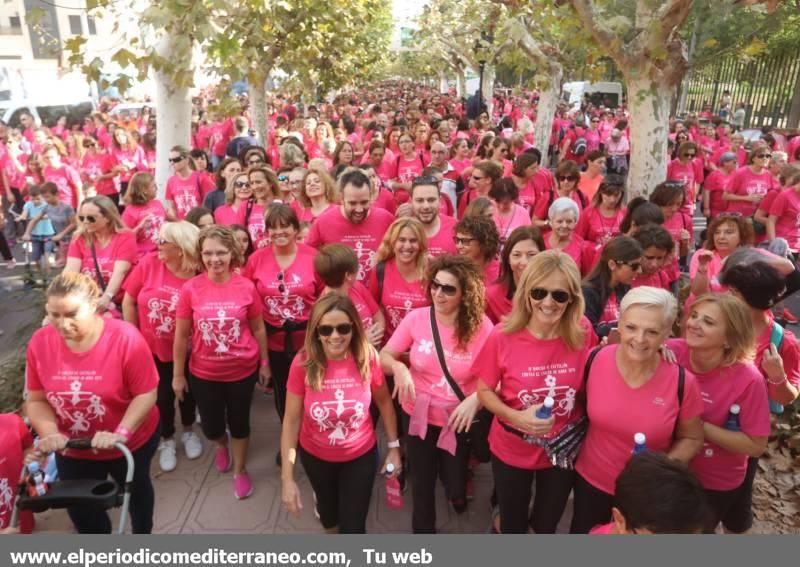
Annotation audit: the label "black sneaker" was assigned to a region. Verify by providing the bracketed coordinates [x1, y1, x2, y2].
[451, 496, 468, 515]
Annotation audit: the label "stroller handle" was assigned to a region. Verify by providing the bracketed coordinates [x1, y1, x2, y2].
[65, 438, 135, 483]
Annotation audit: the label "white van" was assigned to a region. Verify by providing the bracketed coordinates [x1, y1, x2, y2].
[561, 81, 623, 111]
[0, 99, 96, 130]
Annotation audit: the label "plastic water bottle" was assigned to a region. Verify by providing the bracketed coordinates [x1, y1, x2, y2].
[632, 432, 648, 455]
[27, 462, 48, 497]
[535, 396, 555, 419]
[384, 463, 404, 509]
[724, 404, 741, 431]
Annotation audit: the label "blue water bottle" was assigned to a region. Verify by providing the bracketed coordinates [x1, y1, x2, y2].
[724, 404, 741, 431]
[536, 396, 555, 419]
[632, 432, 647, 455]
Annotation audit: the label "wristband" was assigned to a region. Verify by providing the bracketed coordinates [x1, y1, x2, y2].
[387, 440, 400, 449]
[767, 374, 787, 386]
[260, 359, 269, 367]
[114, 426, 131, 440]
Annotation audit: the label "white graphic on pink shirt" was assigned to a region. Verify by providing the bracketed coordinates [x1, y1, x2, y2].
[516, 374, 577, 417]
[354, 241, 376, 281]
[418, 339, 433, 355]
[266, 275, 307, 325]
[309, 388, 367, 446]
[147, 293, 180, 336]
[46, 380, 108, 435]
[175, 193, 198, 216]
[387, 299, 414, 330]
[144, 215, 164, 245]
[0, 478, 12, 525]
[198, 308, 241, 355]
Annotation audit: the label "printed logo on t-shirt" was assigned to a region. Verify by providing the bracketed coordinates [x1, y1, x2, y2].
[198, 307, 242, 355]
[147, 289, 180, 336]
[309, 388, 367, 446]
[387, 299, 415, 331]
[175, 192, 198, 216]
[265, 273, 307, 324]
[517, 371, 578, 417]
[0, 474, 12, 528]
[746, 181, 768, 196]
[46, 379, 107, 435]
[353, 241, 376, 281]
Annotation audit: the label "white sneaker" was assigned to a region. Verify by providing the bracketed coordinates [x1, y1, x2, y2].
[181, 431, 203, 460]
[158, 439, 178, 472]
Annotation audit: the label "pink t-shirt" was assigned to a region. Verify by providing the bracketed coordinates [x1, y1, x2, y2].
[109, 147, 146, 184]
[472, 323, 593, 470]
[667, 159, 703, 215]
[0, 413, 33, 532]
[755, 321, 800, 390]
[543, 234, 591, 276]
[297, 203, 336, 224]
[662, 212, 691, 282]
[725, 167, 779, 216]
[575, 345, 704, 494]
[667, 339, 770, 490]
[485, 282, 512, 324]
[165, 171, 203, 220]
[589, 523, 615, 534]
[121, 200, 166, 257]
[26, 319, 160, 460]
[306, 206, 394, 282]
[769, 189, 800, 251]
[287, 351, 384, 462]
[703, 170, 730, 217]
[81, 153, 116, 196]
[67, 232, 137, 302]
[391, 154, 426, 185]
[123, 252, 193, 362]
[494, 204, 531, 246]
[368, 258, 429, 340]
[631, 270, 672, 290]
[175, 273, 262, 381]
[386, 307, 493, 427]
[349, 281, 380, 329]
[43, 164, 82, 209]
[372, 188, 398, 215]
[426, 215, 458, 258]
[242, 244, 322, 352]
[576, 206, 625, 247]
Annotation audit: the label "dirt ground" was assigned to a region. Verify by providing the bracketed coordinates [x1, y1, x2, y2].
[752, 412, 800, 534]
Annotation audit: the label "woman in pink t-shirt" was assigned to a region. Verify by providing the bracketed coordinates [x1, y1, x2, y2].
[630, 224, 674, 291]
[650, 182, 692, 289]
[297, 167, 337, 223]
[213, 172, 258, 228]
[485, 226, 545, 324]
[666, 142, 704, 216]
[489, 178, 530, 251]
[80, 137, 117, 201]
[453, 214, 501, 284]
[42, 144, 82, 210]
[571, 287, 704, 533]
[382, 256, 494, 533]
[121, 172, 167, 258]
[122, 221, 203, 473]
[576, 176, 626, 252]
[723, 150, 778, 216]
[767, 168, 800, 252]
[448, 139, 472, 175]
[390, 132, 426, 205]
[0, 413, 35, 534]
[542, 197, 593, 276]
[26, 272, 160, 533]
[689, 215, 754, 301]
[65, 196, 137, 316]
[475, 251, 595, 534]
[314, 244, 386, 346]
[666, 294, 770, 533]
[173, 225, 270, 500]
[280, 294, 401, 534]
[108, 128, 146, 196]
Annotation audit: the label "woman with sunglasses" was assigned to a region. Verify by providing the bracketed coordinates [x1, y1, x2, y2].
[571, 286, 704, 533]
[213, 172, 260, 241]
[488, 137, 513, 177]
[475, 251, 596, 534]
[166, 146, 208, 220]
[381, 255, 493, 533]
[667, 141, 704, 216]
[173, 225, 270, 500]
[533, 160, 587, 229]
[458, 160, 503, 218]
[723, 148, 780, 217]
[581, 236, 643, 339]
[576, 175, 626, 250]
[65, 196, 137, 316]
[243, 204, 323, 428]
[650, 181, 691, 292]
[369, 217, 430, 342]
[486, 226, 545, 324]
[201, 157, 242, 214]
[122, 221, 204, 473]
[275, 166, 295, 204]
[121, 172, 167, 258]
[281, 294, 401, 533]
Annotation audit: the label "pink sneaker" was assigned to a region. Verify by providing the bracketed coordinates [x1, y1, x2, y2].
[234, 471, 253, 500]
[215, 444, 231, 473]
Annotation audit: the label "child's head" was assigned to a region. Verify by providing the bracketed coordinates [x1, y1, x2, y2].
[125, 172, 156, 205]
[297, 221, 311, 243]
[41, 182, 60, 205]
[632, 223, 673, 276]
[612, 452, 711, 534]
[29, 185, 43, 204]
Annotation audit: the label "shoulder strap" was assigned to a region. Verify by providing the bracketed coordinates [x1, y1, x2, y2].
[376, 260, 386, 299]
[244, 198, 255, 227]
[578, 190, 587, 208]
[771, 321, 785, 350]
[429, 306, 466, 401]
[580, 345, 604, 411]
[677, 365, 685, 406]
[89, 239, 107, 291]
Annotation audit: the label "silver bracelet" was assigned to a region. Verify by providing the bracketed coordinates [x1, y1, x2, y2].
[767, 375, 787, 386]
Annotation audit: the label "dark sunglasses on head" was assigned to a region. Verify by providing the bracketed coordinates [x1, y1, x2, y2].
[318, 323, 353, 337]
[78, 215, 97, 223]
[431, 279, 458, 296]
[530, 287, 571, 303]
[169, 156, 185, 164]
[234, 181, 251, 189]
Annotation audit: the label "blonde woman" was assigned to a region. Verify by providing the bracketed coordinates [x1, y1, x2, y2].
[296, 167, 338, 223]
[121, 172, 167, 258]
[280, 294, 401, 533]
[213, 171, 256, 227]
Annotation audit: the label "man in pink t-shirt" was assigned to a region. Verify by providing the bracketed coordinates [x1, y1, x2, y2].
[410, 179, 458, 258]
[306, 169, 393, 282]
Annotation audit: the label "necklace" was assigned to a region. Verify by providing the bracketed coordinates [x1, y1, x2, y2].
[597, 208, 619, 242]
[496, 206, 519, 243]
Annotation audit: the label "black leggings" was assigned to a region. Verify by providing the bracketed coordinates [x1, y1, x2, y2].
[55, 427, 160, 534]
[189, 371, 257, 440]
[0, 232, 12, 261]
[153, 357, 196, 439]
[492, 454, 575, 533]
[299, 444, 377, 533]
[268, 349, 294, 423]
[403, 411, 470, 533]
[569, 472, 614, 534]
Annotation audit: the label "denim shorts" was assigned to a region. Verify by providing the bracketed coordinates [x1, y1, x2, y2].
[30, 235, 54, 261]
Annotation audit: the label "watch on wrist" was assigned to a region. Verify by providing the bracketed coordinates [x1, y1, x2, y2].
[387, 440, 400, 449]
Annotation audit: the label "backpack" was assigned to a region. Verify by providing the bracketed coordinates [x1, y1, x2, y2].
[572, 134, 588, 157]
[768, 323, 786, 414]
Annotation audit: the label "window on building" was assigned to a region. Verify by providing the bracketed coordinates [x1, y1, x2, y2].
[87, 17, 96, 35]
[68, 14, 81, 35]
[9, 16, 21, 29]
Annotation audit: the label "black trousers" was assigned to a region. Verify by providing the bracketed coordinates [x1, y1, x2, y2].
[402, 411, 470, 533]
[268, 349, 294, 423]
[492, 454, 575, 533]
[0, 231, 12, 261]
[153, 357, 196, 439]
[299, 444, 377, 533]
[189, 371, 257, 439]
[569, 472, 614, 533]
[55, 426, 159, 534]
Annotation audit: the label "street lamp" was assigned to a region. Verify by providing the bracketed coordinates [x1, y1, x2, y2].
[474, 30, 493, 114]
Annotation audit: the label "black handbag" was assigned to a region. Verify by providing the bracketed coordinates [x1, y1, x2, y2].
[429, 307, 492, 462]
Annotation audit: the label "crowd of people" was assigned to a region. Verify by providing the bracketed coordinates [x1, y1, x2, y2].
[1, 80, 800, 535]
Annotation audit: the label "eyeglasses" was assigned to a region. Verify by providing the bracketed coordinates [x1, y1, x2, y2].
[453, 236, 475, 246]
[318, 323, 353, 337]
[530, 288, 571, 303]
[234, 181, 251, 189]
[755, 153, 772, 159]
[430, 279, 459, 296]
[684, 153, 696, 158]
[78, 215, 98, 223]
[277, 175, 288, 182]
[169, 156, 185, 164]
[617, 260, 642, 272]
[83, 142, 96, 148]
[591, 119, 600, 123]
[557, 176, 578, 182]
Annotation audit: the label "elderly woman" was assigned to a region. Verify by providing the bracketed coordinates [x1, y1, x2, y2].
[475, 251, 596, 533]
[571, 286, 705, 533]
[27, 272, 160, 533]
[543, 197, 592, 276]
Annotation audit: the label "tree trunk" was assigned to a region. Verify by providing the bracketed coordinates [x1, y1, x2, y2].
[533, 66, 562, 169]
[438, 71, 448, 94]
[455, 67, 465, 99]
[626, 74, 673, 199]
[788, 72, 800, 130]
[250, 71, 270, 149]
[482, 64, 495, 116]
[154, 34, 192, 200]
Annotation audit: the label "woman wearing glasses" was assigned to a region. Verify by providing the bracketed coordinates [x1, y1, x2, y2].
[458, 160, 503, 218]
[243, 204, 323, 427]
[667, 142, 704, 216]
[485, 226, 545, 324]
[723, 148, 780, 217]
[281, 294, 401, 534]
[122, 221, 203, 473]
[65, 196, 137, 316]
[173, 225, 270, 500]
[581, 236, 643, 339]
[166, 146, 209, 220]
[453, 214, 501, 284]
[571, 287, 704, 533]
[213, 171, 257, 228]
[80, 136, 117, 202]
[475, 251, 596, 534]
[533, 160, 588, 229]
[381, 255, 494, 533]
[575, 175, 626, 250]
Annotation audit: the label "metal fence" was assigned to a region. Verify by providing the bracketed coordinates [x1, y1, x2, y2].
[683, 49, 800, 128]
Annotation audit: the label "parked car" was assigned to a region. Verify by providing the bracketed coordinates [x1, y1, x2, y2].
[740, 128, 787, 153]
[0, 99, 95, 130]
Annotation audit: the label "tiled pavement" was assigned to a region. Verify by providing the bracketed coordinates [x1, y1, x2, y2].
[32, 392, 574, 534]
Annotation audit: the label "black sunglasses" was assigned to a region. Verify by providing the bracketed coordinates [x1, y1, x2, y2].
[318, 323, 353, 337]
[557, 175, 578, 182]
[684, 153, 697, 158]
[431, 279, 458, 296]
[169, 156, 185, 164]
[530, 288, 571, 303]
[756, 153, 772, 159]
[234, 181, 251, 189]
[78, 215, 97, 223]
